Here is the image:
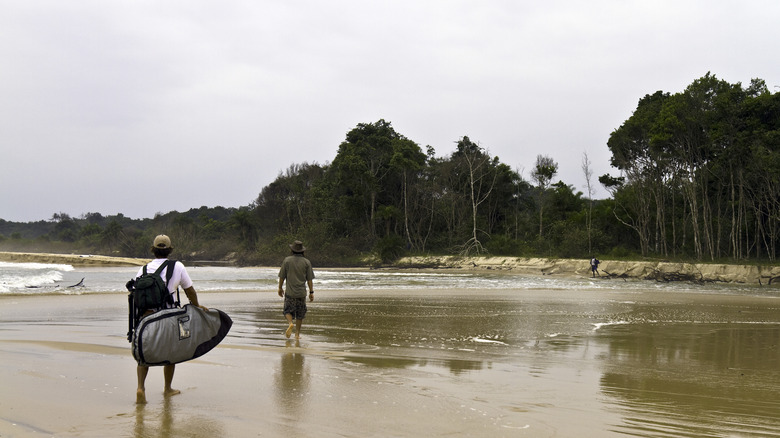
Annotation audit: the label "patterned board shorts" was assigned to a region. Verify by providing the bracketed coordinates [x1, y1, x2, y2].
[283, 296, 308, 320]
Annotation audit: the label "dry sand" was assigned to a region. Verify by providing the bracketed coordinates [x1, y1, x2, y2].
[0, 251, 147, 267]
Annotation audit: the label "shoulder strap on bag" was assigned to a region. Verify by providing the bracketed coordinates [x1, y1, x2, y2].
[154, 260, 169, 276]
[162, 260, 181, 307]
[127, 291, 134, 342]
[164, 260, 175, 283]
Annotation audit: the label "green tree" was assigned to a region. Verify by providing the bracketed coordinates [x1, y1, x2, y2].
[328, 120, 402, 239]
[230, 209, 258, 250]
[51, 212, 79, 242]
[389, 137, 427, 249]
[255, 163, 325, 235]
[607, 73, 779, 261]
[530, 155, 558, 238]
[99, 220, 125, 253]
[607, 90, 670, 256]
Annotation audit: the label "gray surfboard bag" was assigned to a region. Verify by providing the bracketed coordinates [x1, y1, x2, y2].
[132, 304, 232, 366]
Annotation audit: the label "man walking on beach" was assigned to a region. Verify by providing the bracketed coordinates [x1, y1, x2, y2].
[278, 240, 315, 339]
[134, 235, 205, 404]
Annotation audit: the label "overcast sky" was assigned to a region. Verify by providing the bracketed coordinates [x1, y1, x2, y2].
[1, 1, 778, 223]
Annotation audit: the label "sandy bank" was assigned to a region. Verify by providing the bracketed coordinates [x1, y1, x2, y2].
[2, 250, 777, 285]
[0, 251, 147, 267]
[397, 255, 780, 285]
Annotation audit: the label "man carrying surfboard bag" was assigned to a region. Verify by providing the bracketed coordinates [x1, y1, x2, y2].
[129, 234, 206, 404]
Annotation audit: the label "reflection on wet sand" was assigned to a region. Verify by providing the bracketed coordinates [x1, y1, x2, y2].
[133, 394, 225, 438]
[275, 340, 310, 409]
[6, 287, 779, 437]
[598, 322, 780, 437]
[273, 339, 311, 435]
[227, 288, 780, 436]
[133, 397, 173, 438]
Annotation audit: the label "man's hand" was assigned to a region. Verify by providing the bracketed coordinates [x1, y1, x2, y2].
[278, 287, 284, 297]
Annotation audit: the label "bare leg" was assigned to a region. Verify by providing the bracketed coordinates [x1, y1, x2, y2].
[295, 319, 303, 339]
[137, 366, 149, 404]
[285, 313, 294, 338]
[163, 364, 181, 397]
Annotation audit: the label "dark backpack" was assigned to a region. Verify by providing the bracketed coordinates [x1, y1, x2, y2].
[126, 260, 180, 341]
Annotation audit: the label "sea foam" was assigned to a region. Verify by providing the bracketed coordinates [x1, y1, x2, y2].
[0, 262, 73, 293]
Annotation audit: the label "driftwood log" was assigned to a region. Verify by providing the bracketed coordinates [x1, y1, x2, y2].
[646, 267, 705, 283]
[760, 275, 780, 286]
[600, 270, 628, 281]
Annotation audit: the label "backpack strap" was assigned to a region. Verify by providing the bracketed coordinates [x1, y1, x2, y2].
[127, 291, 134, 342]
[149, 260, 180, 307]
[162, 260, 181, 307]
[153, 260, 169, 276]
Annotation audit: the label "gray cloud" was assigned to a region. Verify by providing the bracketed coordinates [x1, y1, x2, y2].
[1, 0, 778, 222]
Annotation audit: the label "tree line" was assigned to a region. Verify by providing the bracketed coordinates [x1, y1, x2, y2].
[1, 73, 777, 265]
[603, 73, 778, 262]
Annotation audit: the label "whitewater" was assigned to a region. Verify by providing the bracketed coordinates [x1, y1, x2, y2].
[1, 261, 778, 297]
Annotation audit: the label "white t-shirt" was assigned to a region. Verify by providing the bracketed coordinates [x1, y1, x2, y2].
[135, 258, 193, 294]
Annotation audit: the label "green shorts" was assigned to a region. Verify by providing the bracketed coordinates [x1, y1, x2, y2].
[283, 296, 307, 320]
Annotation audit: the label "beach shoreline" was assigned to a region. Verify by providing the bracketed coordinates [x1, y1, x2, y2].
[2, 250, 779, 285]
[0, 251, 147, 267]
[394, 255, 780, 284]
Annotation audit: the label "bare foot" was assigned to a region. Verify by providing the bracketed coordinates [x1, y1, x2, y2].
[164, 388, 181, 397]
[136, 389, 147, 404]
[285, 323, 294, 338]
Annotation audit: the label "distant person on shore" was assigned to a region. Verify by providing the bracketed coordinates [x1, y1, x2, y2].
[590, 256, 600, 278]
[278, 240, 315, 339]
[134, 235, 205, 404]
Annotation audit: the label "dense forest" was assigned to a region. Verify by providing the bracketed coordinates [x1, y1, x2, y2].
[1, 74, 778, 266]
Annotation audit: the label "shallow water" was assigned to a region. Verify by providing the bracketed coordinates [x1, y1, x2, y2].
[217, 288, 780, 437]
[3, 263, 778, 296]
[1, 264, 780, 437]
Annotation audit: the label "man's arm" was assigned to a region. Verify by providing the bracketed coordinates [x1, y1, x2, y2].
[183, 286, 206, 309]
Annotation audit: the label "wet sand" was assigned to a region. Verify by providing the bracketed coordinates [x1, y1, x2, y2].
[2, 289, 780, 437]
